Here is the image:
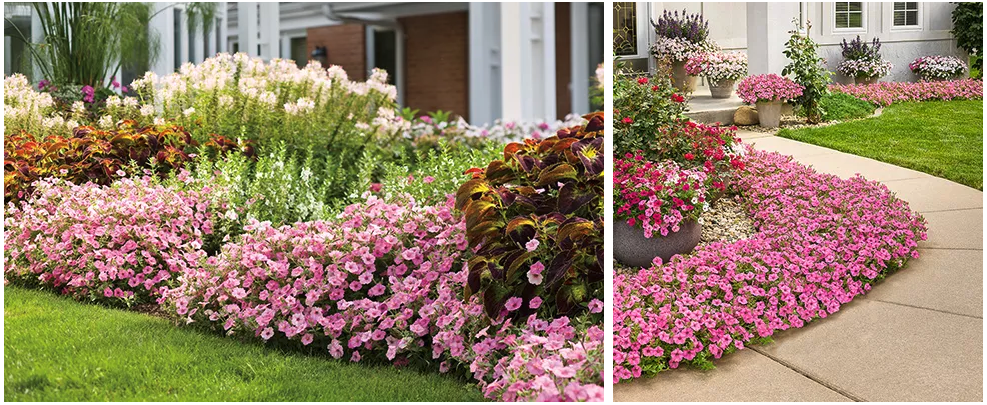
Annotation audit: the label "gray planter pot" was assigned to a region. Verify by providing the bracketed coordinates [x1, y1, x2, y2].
[613, 219, 702, 268]
[854, 76, 878, 85]
[756, 100, 783, 128]
[708, 79, 736, 98]
[670, 61, 698, 93]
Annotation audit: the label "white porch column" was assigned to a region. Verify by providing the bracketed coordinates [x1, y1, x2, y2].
[570, 2, 590, 115]
[469, 2, 502, 125]
[746, 2, 800, 75]
[238, 2, 259, 57]
[31, 6, 42, 79]
[500, 2, 525, 122]
[259, 2, 280, 60]
[178, 9, 189, 67]
[192, 17, 205, 63]
[148, 3, 173, 75]
[499, 2, 556, 122]
[218, 2, 228, 53]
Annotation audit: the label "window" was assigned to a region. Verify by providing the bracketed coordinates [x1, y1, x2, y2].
[893, 2, 919, 27]
[290, 37, 307, 68]
[613, 2, 637, 56]
[834, 2, 864, 29]
[173, 9, 182, 70]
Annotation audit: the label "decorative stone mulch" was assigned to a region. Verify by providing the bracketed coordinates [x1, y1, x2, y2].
[734, 108, 883, 133]
[614, 194, 759, 272]
[697, 195, 758, 246]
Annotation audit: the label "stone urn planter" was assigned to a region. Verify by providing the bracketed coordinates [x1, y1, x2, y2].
[613, 219, 702, 268]
[670, 61, 698, 93]
[708, 79, 736, 99]
[854, 76, 878, 85]
[755, 100, 783, 128]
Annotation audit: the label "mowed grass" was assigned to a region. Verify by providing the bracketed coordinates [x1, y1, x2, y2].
[4, 287, 484, 402]
[779, 100, 984, 190]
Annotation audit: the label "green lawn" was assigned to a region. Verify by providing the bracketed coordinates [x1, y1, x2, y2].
[779, 100, 984, 190]
[4, 287, 484, 402]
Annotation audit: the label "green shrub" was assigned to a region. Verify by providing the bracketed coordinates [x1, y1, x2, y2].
[952, 2, 983, 77]
[782, 20, 832, 124]
[820, 93, 876, 122]
[379, 139, 503, 206]
[613, 61, 688, 156]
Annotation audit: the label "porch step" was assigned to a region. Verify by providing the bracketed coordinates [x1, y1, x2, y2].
[683, 87, 744, 126]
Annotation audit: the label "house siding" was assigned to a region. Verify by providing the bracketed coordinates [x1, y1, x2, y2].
[399, 11, 470, 121]
[306, 24, 367, 82]
[652, 2, 966, 83]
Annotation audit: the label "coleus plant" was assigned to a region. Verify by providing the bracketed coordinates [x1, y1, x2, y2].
[455, 112, 604, 319]
[3, 120, 252, 203]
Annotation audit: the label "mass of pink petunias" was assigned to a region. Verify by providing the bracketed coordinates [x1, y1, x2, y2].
[830, 78, 984, 106]
[613, 147, 927, 382]
[5, 178, 603, 402]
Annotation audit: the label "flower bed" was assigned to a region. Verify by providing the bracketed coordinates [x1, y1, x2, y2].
[160, 195, 602, 401]
[613, 146, 927, 382]
[829, 79, 984, 106]
[4, 176, 217, 305]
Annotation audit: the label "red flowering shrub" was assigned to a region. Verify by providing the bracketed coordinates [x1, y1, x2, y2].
[4, 176, 216, 305]
[613, 147, 927, 381]
[613, 63, 688, 155]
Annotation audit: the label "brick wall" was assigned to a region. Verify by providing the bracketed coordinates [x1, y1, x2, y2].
[555, 2, 572, 119]
[306, 24, 367, 82]
[399, 11, 469, 121]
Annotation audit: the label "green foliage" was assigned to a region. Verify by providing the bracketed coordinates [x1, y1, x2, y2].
[4, 287, 484, 402]
[379, 139, 504, 206]
[173, 142, 387, 229]
[952, 2, 983, 76]
[819, 92, 877, 122]
[12, 2, 159, 87]
[779, 100, 983, 190]
[613, 61, 688, 156]
[782, 20, 832, 124]
[455, 113, 604, 319]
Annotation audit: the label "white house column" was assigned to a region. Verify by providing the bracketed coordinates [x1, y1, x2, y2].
[192, 16, 205, 63]
[500, 3, 525, 121]
[238, 2, 259, 57]
[747, 2, 800, 75]
[259, 2, 280, 60]
[31, 6, 42, 79]
[500, 2, 556, 122]
[218, 2, 228, 53]
[148, 2, 174, 76]
[570, 2, 590, 115]
[469, 2, 502, 125]
[178, 8, 189, 66]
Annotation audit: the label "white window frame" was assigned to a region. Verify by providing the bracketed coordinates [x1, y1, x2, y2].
[890, 2, 923, 31]
[614, 1, 649, 60]
[833, 2, 867, 33]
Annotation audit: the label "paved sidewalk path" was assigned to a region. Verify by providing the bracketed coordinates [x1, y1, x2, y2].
[615, 135, 983, 402]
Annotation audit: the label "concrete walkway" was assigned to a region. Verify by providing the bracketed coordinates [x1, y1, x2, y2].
[615, 133, 984, 402]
